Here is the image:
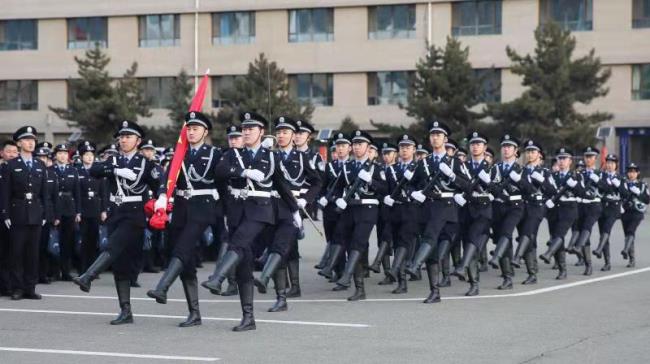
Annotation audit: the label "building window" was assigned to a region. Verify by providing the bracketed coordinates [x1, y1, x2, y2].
[368, 5, 416, 40]
[540, 0, 593, 31]
[67, 17, 108, 49]
[0, 20, 37, 51]
[475, 69, 501, 103]
[0, 80, 38, 110]
[367, 71, 413, 106]
[452, 1, 502, 36]
[212, 75, 241, 108]
[288, 8, 334, 43]
[633, 0, 650, 28]
[289, 74, 333, 106]
[632, 64, 650, 100]
[212, 12, 255, 45]
[138, 14, 180, 47]
[141, 77, 174, 108]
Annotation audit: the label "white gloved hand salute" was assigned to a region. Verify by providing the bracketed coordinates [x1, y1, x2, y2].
[242, 169, 265, 182]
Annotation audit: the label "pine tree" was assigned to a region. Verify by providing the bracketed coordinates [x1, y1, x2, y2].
[216, 53, 314, 132]
[337, 116, 360, 135]
[50, 45, 151, 144]
[487, 22, 612, 152]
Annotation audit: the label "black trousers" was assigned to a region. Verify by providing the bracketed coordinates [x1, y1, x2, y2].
[169, 220, 210, 279]
[229, 219, 270, 283]
[622, 211, 644, 236]
[38, 223, 52, 280]
[333, 206, 377, 253]
[80, 218, 100, 273]
[577, 203, 603, 245]
[0, 225, 11, 292]
[105, 219, 145, 281]
[10, 224, 42, 293]
[58, 216, 76, 276]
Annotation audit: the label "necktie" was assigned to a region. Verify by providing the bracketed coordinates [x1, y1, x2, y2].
[26, 160, 32, 170]
[191, 149, 197, 157]
[434, 156, 439, 164]
[474, 162, 479, 171]
[504, 164, 510, 174]
[282, 151, 288, 161]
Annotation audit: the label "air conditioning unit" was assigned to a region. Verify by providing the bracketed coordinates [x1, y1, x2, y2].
[596, 126, 613, 139]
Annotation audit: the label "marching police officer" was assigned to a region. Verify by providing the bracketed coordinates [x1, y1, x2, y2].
[592, 154, 624, 270]
[620, 163, 649, 268]
[52, 143, 81, 280]
[76, 141, 107, 274]
[35, 143, 58, 283]
[147, 111, 222, 327]
[1, 126, 49, 300]
[72, 120, 162, 325]
[202, 112, 301, 331]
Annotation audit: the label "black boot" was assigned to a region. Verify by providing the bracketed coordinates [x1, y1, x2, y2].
[285, 259, 301, 298]
[336, 250, 361, 288]
[405, 242, 434, 279]
[565, 230, 580, 255]
[512, 235, 531, 268]
[621, 235, 634, 260]
[179, 277, 202, 327]
[232, 282, 256, 332]
[539, 237, 564, 264]
[391, 263, 407, 294]
[555, 250, 567, 280]
[571, 230, 591, 258]
[201, 251, 241, 294]
[497, 256, 514, 290]
[221, 275, 239, 296]
[314, 242, 331, 269]
[369, 241, 390, 273]
[110, 279, 133, 325]
[72, 251, 112, 293]
[318, 244, 343, 279]
[627, 242, 636, 268]
[601, 249, 611, 271]
[268, 268, 288, 312]
[254, 252, 282, 294]
[452, 243, 478, 278]
[439, 254, 451, 287]
[478, 246, 489, 272]
[522, 249, 538, 285]
[488, 236, 510, 269]
[147, 257, 183, 304]
[582, 246, 593, 276]
[387, 246, 408, 282]
[465, 258, 479, 296]
[347, 263, 366, 301]
[592, 232, 609, 259]
[423, 263, 441, 303]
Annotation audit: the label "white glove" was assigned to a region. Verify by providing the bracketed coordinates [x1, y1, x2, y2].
[567, 178, 577, 188]
[335, 198, 347, 210]
[403, 169, 414, 181]
[589, 173, 600, 183]
[4, 219, 10, 229]
[318, 196, 328, 207]
[439, 163, 455, 178]
[383, 195, 395, 207]
[155, 195, 168, 210]
[453, 194, 466, 207]
[357, 169, 372, 183]
[42, 219, 46, 226]
[509, 170, 522, 182]
[292, 211, 303, 229]
[296, 198, 307, 209]
[545, 200, 555, 209]
[411, 190, 426, 203]
[115, 168, 137, 181]
[611, 178, 621, 188]
[478, 169, 491, 184]
[531, 171, 545, 183]
[242, 169, 265, 182]
[630, 186, 641, 195]
[261, 138, 274, 149]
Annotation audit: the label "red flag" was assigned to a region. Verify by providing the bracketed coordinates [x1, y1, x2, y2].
[149, 71, 210, 229]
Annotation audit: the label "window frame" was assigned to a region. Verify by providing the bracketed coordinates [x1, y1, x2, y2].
[288, 8, 334, 43]
[288, 73, 334, 106]
[140, 77, 175, 108]
[451, 0, 502, 36]
[367, 71, 413, 106]
[138, 14, 180, 48]
[212, 11, 256, 45]
[633, 0, 650, 29]
[632, 64, 650, 100]
[0, 80, 38, 111]
[539, 0, 593, 32]
[368, 4, 417, 40]
[0, 19, 38, 51]
[67, 17, 108, 49]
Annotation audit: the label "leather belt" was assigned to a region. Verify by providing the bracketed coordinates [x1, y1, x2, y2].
[176, 189, 220, 200]
[580, 198, 601, 203]
[109, 195, 143, 205]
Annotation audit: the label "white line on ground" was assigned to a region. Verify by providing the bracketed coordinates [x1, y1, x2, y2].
[0, 347, 219, 361]
[0, 308, 369, 328]
[39, 266, 650, 303]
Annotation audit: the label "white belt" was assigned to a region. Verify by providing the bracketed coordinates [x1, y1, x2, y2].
[532, 195, 543, 201]
[176, 189, 220, 200]
[229, 188, 273, 199]
[472, 192, 491, 198]
[559, 197, 577, 202]
[109, 195, 143, 204]
[437, 192, 454, 198]
[580, 198, 601, 203]
[291, 190, 303, 197]
[356, 199, 379, 205]
[509, 195, 522, 201]
[87, 191, 95, 198]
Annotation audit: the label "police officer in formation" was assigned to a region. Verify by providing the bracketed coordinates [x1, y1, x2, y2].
[1, 116, 649, 333]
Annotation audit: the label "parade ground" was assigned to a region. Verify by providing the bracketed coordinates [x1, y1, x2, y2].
[0, 219, 649, 364]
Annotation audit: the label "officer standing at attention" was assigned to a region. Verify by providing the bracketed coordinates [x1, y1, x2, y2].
[52, 143, 81, 280]
[1, 126, 49, 300]
[35, 143, 58, 283]
[72, 120, 162, 325]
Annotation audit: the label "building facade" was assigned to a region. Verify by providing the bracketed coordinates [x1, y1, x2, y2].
[1, 0, 649, 168]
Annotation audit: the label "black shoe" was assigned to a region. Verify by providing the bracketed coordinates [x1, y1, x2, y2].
[408, 270, 422, 281]
[600, 264, 611, 271]
[11, 291, 23, 300]
[497, 277, 513, 290]
[23, 291, 42, 300]
[72, 251, 113, 293]
[254, 253, 283, 294]
[202, 251, 241, 294]
[111, 279, 134, 325]
[626, 261, 636, 268]
[110, 304, 134, 325]
[285, 285, 301, 298]
[332, 284, 348, 291]
[465, 284, 479, 296]
[179, 277, 202, 327]
[336, 250, 362, 288]
[556, 270, 567, 280]
[268, 297, 287, 312]
[286, 259, 301, 298]
[317, 245, 343, 279]
[438, 275, 451, 287]
[522, 275, 537, 285]
[369, 241, 389, 273]
[38, 277, 52, 285]
[147, 257, 183, 304]
[423, 288, 441, 303]
[583, 265, 593, 276]
[232, 283, 256, 332]
[377, 275, 395, 285]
